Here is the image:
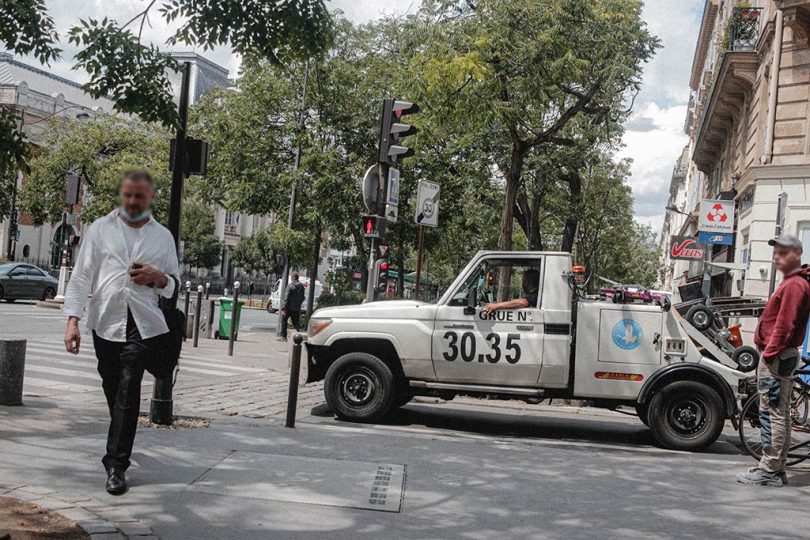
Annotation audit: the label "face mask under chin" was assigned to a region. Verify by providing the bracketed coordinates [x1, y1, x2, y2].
[120, 207, 152, 223]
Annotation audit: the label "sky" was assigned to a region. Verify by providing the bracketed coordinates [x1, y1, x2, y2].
[33, 0, 701, 236]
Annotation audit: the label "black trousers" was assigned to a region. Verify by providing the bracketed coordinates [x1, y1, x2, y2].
[280, 309, 301, 338]
[93, 311, 165, 472]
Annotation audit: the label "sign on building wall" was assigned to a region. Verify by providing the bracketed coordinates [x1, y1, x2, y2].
[669, 236, 706, 261]
[698, 232, 733, 246]
[698, 199, 735, 234]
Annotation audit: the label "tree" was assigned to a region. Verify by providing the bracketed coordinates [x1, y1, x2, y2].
[401, 0, 658, 251]
[231, 227, 281, 278]
[1, 0, 334, 187]
[181, 198, 221, 272]
[21, 116, 170, 225]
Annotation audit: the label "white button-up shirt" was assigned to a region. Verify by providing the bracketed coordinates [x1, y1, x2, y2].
[63, 209, 180, 342]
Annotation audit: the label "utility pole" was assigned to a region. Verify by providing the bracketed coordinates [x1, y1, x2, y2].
[151, 61, 191, 426]
[277, 62, 309, 336]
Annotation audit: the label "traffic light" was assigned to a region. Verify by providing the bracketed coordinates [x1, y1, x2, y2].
[362, 214, 386, 238]
[378, 99, 419, 164]
[374, 258, 389, 294]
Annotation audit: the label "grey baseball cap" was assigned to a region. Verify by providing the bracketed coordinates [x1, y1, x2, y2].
[768, 234, 803, 253]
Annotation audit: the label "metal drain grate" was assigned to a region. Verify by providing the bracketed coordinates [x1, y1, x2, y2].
[187, 451, 405, 512]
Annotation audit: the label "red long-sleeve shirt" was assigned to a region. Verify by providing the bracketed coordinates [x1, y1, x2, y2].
[754, 266, 810, 362]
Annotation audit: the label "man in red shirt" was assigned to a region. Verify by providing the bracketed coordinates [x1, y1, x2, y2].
[737, 234, 810, 487]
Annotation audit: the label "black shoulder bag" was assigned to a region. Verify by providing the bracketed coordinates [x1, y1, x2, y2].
[149, 275, 186, 381]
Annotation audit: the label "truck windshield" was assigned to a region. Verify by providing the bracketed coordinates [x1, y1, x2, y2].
[448, 258, 542, 308]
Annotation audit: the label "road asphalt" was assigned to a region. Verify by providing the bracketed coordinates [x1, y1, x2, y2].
[2, 302, 810, 539]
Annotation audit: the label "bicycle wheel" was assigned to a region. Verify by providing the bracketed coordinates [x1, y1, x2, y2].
[791, 383, 809, 425]
[738, 392, 810, 466]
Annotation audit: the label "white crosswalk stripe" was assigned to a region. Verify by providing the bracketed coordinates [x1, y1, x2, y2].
[20, 340, 265, 398]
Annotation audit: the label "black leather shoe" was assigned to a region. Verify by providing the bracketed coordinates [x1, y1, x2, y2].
[106, 468, 128, 495]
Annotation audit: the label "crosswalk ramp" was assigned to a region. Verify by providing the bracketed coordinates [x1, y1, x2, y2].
[19, 340, 266, 399]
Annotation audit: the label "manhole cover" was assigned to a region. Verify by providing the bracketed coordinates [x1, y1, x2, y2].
[187, 452, 405, 512]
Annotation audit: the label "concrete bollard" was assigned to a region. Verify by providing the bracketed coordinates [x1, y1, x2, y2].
[193, 285, 204, 348]
[0, 340, 27, 406]
[285, 334, 304, 428]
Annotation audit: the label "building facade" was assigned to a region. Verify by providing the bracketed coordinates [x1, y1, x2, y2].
[0, 52, 113, 268]
[661, 0, 810, 299]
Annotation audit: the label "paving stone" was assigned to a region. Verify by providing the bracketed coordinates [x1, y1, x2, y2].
[78, 520, 118, 534]
[94, 509, 140, 523]
[115, 522, 154, 536]
[17, 485, 58, 495]
[60, 507, 100, 522]
[31, 498, 74, 511]
[89, 533, 126, 540]
[59, 492, 94, 502]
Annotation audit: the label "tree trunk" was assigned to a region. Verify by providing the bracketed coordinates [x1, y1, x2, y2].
[498, 140, 524, 251]
[560, 170, 581, 253]
[306, 222, 321, 315]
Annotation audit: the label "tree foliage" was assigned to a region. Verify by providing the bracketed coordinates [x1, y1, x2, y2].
[181, 198, 221, 270]
[21, 116, 171, 225]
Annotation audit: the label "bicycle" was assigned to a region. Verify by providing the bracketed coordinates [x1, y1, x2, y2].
[738, 363, 810, 466]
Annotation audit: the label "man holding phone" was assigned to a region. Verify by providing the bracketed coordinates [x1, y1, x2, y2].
[63, 170, 179, 495]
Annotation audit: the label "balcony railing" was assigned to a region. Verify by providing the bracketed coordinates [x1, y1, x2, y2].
[725, 6, 763, 52]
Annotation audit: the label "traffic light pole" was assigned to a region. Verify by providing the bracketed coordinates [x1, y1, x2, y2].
[152, 60, 191, 426]
[278, 62, 309, 336]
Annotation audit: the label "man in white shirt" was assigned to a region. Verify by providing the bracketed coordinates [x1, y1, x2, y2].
[63, 170, 179, 495]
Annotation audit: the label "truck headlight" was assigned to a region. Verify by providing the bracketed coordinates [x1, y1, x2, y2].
[308, 318, 332, 337]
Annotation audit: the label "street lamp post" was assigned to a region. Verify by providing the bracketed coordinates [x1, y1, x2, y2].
[277, 63, 309, 337]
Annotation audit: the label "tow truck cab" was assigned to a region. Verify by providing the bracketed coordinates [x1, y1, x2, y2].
[305, 251, 746, 451]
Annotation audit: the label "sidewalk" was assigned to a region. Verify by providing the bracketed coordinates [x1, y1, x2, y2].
[3, 390, 810, 539]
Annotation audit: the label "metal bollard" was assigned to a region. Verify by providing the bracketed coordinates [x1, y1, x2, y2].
[0, 340, 26, 406]
[285, 334, 304, 428]
[207, 299, 216, 340]
[228, 281, 240, 357]
[193, 285, 203, 347]
[183, 280, 192, 341]
[205, 282, 211, 300]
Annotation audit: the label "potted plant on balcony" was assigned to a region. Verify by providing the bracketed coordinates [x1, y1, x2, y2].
[721, 2, 760, 52]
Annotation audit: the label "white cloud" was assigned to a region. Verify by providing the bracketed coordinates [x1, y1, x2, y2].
[622, 0, 703, 231]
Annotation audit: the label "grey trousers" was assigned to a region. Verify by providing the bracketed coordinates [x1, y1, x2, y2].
[758, 348, 799, 473]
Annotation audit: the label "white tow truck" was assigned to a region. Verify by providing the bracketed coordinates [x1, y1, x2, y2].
[305, 251, 747, 451]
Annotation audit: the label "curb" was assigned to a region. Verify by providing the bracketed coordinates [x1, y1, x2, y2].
[0, 484, 157, 539]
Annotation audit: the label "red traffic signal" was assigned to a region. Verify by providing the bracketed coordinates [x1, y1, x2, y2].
[378, 98, 419, 164]
[362, 214, 385, 238]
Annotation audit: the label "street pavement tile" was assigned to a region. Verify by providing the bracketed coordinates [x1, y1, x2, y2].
[186, 451, 405, 512]
[77, 520, 118, 534]
[114, 522, 155, 536]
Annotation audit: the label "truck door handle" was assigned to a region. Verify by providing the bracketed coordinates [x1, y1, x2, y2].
[444, 324, 474, 330]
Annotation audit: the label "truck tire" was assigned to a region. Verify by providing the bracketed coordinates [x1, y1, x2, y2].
[647, 380, 725, 451]
[324, 352, 396, 423]
[732, 346, 759, 373]
[635, 403, 649, 427]
[686, 305, 714, 331]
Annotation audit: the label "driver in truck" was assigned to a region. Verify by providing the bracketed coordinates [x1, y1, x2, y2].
[737, 234, 810, 488]
[481, 268, 540, 316]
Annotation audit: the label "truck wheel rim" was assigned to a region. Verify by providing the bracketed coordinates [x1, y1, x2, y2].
[693, 311, 709, 327]
[738, 352, 755, 370]
[667, 397, 706, 435]
[340, 369, 376, 406]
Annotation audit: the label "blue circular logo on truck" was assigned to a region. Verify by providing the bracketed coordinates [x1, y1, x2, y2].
[612, 319, 643, 350]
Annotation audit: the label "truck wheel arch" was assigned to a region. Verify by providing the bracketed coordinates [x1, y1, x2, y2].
[317, 337, 405, 382]
[638, 364, 738, 421]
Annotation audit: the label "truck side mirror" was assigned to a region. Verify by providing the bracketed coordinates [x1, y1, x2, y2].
[464, 286, 477, 316]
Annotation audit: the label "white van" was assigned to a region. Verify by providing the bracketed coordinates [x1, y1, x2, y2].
[266, 277, 323, 313]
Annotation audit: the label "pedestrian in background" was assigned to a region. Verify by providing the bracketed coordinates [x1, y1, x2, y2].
[63, 170, 179, 495]
[737, 234, 810, 487]
[277, 272, 305, 342]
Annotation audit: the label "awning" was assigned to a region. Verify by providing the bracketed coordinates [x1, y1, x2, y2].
[707, 261, 747, 271]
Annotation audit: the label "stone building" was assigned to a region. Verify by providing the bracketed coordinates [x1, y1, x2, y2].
[661, 0, 810, 299]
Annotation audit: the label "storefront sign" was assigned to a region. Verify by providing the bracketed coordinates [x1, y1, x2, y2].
[698, 232, 734, 246]
[698, 199, 735, 233]
[669, 236, 706, 260]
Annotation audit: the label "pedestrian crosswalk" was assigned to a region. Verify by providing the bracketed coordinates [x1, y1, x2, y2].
[20, 339, 267, 399]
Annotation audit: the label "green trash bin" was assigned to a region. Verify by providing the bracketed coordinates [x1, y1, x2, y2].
[217, 297, 246, 340]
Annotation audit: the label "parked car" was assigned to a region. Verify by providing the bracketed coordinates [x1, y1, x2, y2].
[266, 278, 323, 314]
[0, 263, 59, 302]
